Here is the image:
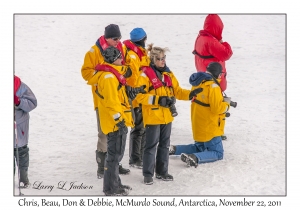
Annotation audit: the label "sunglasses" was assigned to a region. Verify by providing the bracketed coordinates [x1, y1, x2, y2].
[156, 55, 166, 61]
[111, 36, 122, 41]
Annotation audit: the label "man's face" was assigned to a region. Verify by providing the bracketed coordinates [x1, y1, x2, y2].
[106, 37, 122, 47]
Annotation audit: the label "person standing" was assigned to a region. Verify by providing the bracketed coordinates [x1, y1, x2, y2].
[169, 62, 230, 167]
[14, 75, 37, 188]
[81, 24, 130, 179]
[135, 44, 202, 184]
[87, 46, 134, 196]
[193, 14, 233, 140]
[123, 28, 150, 168]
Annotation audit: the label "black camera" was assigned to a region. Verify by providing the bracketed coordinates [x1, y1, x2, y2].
[169, 97, 178, 117]
[230, 101, 237, 108]
[169, 104, 178, 117]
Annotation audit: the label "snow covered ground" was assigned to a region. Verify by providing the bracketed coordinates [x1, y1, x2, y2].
[2, 8, 296, 210]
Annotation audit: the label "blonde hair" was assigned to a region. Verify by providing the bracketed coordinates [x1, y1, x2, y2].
[147, 43, 170, 62]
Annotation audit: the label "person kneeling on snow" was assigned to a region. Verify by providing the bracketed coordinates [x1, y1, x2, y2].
[14, 75, 37, 188]
[169, 62, 230, 167]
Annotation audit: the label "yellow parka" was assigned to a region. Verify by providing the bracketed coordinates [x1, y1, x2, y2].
[190, 72, 230, 142]
[87, 63, 134, 135]
[135, 66, 190, 126]
[124, 41, 150, 108]
[81, 37, 131, 110]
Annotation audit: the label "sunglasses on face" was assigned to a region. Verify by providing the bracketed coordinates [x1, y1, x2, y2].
[156, 55, 166, 61]
[111, 36, 122, 41]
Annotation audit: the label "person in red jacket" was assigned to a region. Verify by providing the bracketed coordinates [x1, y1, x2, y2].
[193, 14, 233, 140]
[193, 14, 233, 92]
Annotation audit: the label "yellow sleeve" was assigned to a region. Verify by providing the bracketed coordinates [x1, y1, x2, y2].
[81, 46, 104, 82]
[209, 83, 230, 114]
[170, 73, 191, 100]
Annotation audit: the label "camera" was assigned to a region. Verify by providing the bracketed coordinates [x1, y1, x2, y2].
[169, 104, 178, 117]
[230, 101, 237, 108]
[169, 97, 178, 117]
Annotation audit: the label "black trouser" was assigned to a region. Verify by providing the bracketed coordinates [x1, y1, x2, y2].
[14, 145, 29, 172]
[129, 107, 145, 164]
[143, 123, 172, 178]
[103, 131, 126, 194]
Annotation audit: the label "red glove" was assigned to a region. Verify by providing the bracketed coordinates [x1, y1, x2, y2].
[14, 94, 20, 106]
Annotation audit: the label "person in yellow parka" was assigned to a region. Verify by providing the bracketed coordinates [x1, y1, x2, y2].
[123, 28, 150, 169]
[81, 24, 131, 178]
[169, 62, 230, 168]
[135, 44, 203, 185]
[87, 46, 134, 196]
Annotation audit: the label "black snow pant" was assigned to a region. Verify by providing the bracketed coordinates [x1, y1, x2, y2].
[14, 145, 29, 171]
[143, 123, 172, 178]
[129, 107, 145, 164]
[14, 145, 29, 183]
[103, 130, 126, 194]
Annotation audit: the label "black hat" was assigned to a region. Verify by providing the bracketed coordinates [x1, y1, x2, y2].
[104, 24, 121, 39]
[103, 46, 122, 64]
[206, 62, 223, 78]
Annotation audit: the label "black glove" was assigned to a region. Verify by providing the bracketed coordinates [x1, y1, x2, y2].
[116, 120, 128, 135]
[158, 96, 173, 107]
[189, 88, 203, 100]
[135, 85, 146, 94]
[126, 85, 146, 100]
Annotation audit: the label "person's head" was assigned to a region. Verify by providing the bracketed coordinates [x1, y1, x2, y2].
[104, 24, 122, 47]
[206, 62, 223, 79]
[203, 14, 223, 41]
[103, 46, 123, 65]
[147, 43, 169, 68]
[130, 28, 147, 47]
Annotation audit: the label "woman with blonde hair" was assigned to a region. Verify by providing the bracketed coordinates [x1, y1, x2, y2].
[135, 44, 202, 184]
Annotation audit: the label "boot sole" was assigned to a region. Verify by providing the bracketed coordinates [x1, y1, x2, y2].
[129, 164, 143, 169]
[144, 181, 153, 185]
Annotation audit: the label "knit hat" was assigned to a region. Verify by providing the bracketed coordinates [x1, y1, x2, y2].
[104, 24, 121, 39]
[130, 28, 147, 42]
[206, 62, 223, 78]
[103, 46, 122, 64]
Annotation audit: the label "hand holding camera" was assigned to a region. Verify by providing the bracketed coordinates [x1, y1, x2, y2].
[223, 96, 237, 108]
[158, 96, 178, 117]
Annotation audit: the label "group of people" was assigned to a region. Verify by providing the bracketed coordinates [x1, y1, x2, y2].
[13, 14, 233, 196]
[81, 14, 233, 196]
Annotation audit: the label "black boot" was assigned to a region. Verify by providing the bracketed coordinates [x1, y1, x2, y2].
[119, 164, 130, 175]
[221, 135, 227, 140]
[19, 169, 30, 188]
[96, 150, 106, 179]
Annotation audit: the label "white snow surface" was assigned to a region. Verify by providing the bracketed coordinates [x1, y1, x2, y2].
[9, 13, 289, 208]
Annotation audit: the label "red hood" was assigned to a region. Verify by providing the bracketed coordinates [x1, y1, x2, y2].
[203, 14, 223, 41]
[14, 75, 21, 95]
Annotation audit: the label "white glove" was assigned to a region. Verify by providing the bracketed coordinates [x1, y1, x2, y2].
[223, 97, 231, 104]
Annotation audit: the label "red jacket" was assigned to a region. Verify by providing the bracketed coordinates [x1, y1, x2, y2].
[194, 14, 233, 91]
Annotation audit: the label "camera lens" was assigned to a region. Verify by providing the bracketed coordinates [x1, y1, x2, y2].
[230, 101, 237, 108]
[169, 105, 178, 117]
